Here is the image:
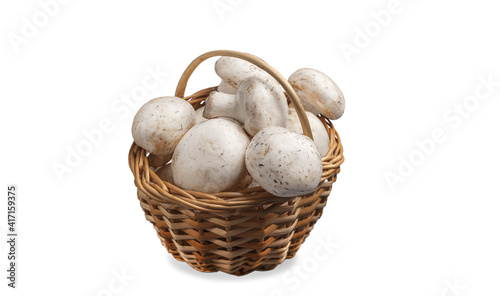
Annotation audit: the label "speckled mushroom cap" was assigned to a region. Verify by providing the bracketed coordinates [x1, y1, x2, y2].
[215, 56, 274, 89]
[288, 68, 345, 120]
[132, 96, 196, 156]
[204, 76, 288, 137]
[287, 108, 330, 157]
[237, 76, 288, 136]
[245, 126, 323, 197]
[172, 118, 250, 193]
[217, 80, 237, 94]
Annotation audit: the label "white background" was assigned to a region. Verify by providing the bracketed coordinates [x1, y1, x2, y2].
[1, 0, 499, 295]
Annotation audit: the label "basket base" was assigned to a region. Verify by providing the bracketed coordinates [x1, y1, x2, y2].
[139, 186, 332, 276]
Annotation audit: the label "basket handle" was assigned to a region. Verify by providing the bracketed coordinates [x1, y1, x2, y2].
[174, 50, 313, 139]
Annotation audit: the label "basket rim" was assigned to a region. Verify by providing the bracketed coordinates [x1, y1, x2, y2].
[129, 88, 344, 213]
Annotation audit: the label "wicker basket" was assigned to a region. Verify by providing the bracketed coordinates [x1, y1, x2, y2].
[128, 50, 344, 276]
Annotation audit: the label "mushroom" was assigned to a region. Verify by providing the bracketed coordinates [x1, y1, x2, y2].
[195, 106, 208, 124]
[156, 163, 174, 183]
[172, 118, 250, 193]
[132, 96, 196, 156]
[215, 57, 274, 90]
[288, 68, 345, 120]
[238, 76, 288, 136]
[245, 126, 323, 197]
[217, 80, 237, 94]
[287, 108, 330, 157]
[204, 76, 288, 136]
[203, 92, 242, 121]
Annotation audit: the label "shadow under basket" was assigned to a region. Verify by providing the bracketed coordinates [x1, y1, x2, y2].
[128, 50, 344, 276]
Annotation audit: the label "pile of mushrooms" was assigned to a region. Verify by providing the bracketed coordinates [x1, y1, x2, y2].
[131, 57, 344, 197]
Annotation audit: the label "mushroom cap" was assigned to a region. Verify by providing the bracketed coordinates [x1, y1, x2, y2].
[132, 96, 196, 156]
[287, 108, 330, 157]
[217, 80, 237, 94]
[172, 118, 250, 193]
[288, 68, 345, 120]
[215, 57, 273, 89]
[245, 126, 323, 197]
[237, 76, 288, 136]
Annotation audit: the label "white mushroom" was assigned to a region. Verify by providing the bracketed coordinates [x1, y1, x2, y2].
[204, 76, 288, 136]
[156, 163, 174, 183]
[287, 108, 330, 157]
[172, 118, 250, 193]
[238, 76, 288, 136]
[132, 96, 196, 156]
[288, 68, 345, 120]
[215, 57, 274, 90]
[245, 126, 323, 197]
[195, 106, 208, 124]
[217, 80, 237, 94]
[203, 92, 242, 120]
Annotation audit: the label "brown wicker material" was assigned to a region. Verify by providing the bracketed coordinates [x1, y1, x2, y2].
[128, 50, 344, 276]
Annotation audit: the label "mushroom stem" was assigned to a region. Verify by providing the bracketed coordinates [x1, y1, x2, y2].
[174, 50, 313, 139]
[245, 126, 322, 197]
[203, 91, 243, 122]
[203, 76, 288, 137]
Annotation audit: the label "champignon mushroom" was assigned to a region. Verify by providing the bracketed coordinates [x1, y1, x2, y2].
[132, 96, 196, 156]
[204, 76, 288, 137]
[203, 91, 242, 121]
[215, 57, 274, 90]
[172, 118, 250, 193]
[195, 106, 208, 124]
[217, 80, 237, 94]
[245, 126, 323, 197]
[288, 68, 345, 120]
[238, 76, 288, 136]
[287, 108, 330, 157]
